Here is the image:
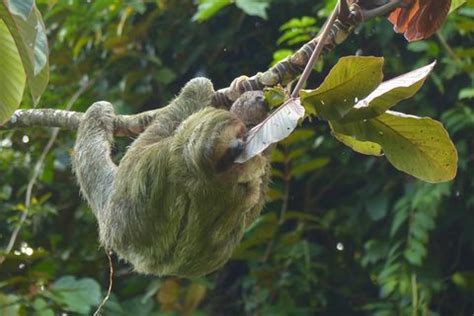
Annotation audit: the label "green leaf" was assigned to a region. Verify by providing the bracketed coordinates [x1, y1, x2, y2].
[300, 56, 384, 121]
[0, 1, 49, 104]
[340, 62, 436, 123]
[192, 0, 231, 22]
[452, 271, 474, 292]
[330, 125, 382, 155]
[412, 211, 436, 230]
[365, 195, 389, 221]
[264, 86, 286, 108]
[235, 0, 269, 19]
[331, 111, 458, 183]
[450, 0, 467, 13]
[33, 298, 54, 316]
[0, 293, 21, 316]
[50, 276, 101, 314]
[390, 207, 409, 237]
[280, 128, 315, 145]
[156, 67, 177, 85]
[291, 158, 330, 177]
[0, 19, 25, 124]
[404, 248, 422, 266]
[459, 87, 474, 99]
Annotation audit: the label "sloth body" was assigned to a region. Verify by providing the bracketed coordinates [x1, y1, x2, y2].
[73, 78, 270, 277]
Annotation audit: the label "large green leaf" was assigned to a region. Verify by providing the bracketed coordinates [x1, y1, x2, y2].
[330, 125, 382, 156]
[235, 0, 270, 19]
[50, 276, 101, 314]
[0, 19, 26, 123]
[0, 293, 21, 316]
[300, 56, 384, 121]
[331, 111, 458, 183]
[450, 0, 467, 13]
[340, 62, 436, 123]
[192, 0, 231, 22]
[0, 0, 49, 105]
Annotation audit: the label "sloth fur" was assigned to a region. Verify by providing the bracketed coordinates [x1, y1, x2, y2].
[72, 78, 270, 277]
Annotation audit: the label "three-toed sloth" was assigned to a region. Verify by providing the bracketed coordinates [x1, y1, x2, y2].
[72, 78, 270, 277]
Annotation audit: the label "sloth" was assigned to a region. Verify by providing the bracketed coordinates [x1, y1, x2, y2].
[72, 78, 270, 277]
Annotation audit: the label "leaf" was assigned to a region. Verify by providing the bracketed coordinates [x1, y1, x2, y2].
[235, 98, 305, 163]
[264, 86, 286, 108]
[412, 211, 436, 230]
[365, 195, 389, 221]
[404, 248, 422, 266]
[459, 87, 474, 99]
[183, 283, 207, 315]
[280, 128, 315, 145]
[0, 1, 49, 104]
[157, 278, 180, 311]
[331, 111, 458, 183]
[290, 158, 330, 177]
[0, 293, 21, 316]
[390, 207, 409, 237]
[330, 126, 382, 156]
[340, 62, 436, 123]
[300, 56, 384, 121]
[235, 0, 269, 19]
[450, 0, 467, 13]
[192, 0, 231, 22]
[452, 271, 474, 291]
[7, 0, 33, 19]
[0, 19, 25, 124]
[388, 0, 451, 41]
[50, 276, 101, 314]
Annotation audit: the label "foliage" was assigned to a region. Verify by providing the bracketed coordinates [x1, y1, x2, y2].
[0, 0, 49, 122]
[0, 0, 473, 315]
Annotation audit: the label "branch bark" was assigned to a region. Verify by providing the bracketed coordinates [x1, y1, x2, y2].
[0, 0, 402, 137]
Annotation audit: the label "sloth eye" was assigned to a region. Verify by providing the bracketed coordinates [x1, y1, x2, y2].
[215, 138, 245, 172]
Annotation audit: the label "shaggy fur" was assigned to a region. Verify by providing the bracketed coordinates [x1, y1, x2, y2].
[73, 78, 270, 277]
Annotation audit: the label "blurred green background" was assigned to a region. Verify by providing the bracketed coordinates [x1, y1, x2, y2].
[0, 0, 473, 315]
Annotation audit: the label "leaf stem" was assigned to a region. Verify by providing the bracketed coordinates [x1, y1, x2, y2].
[291, 1, 340, 98]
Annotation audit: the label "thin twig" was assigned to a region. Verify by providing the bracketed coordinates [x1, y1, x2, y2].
[436, 31, 461, 63]
[93, 250, 114, 316]
[291, 0, 340, 98]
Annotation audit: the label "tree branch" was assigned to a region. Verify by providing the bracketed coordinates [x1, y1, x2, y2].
[0, 0, 403, 136]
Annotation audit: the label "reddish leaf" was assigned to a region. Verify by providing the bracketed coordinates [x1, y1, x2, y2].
[388, 0, 451, 41]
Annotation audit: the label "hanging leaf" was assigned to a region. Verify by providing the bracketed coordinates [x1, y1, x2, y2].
[330, 126, 383, 156]
[340, 61, 436, 123]
[388, 0, 451, 42]
[192, 0, 231, 22]
[235, 0, 270, 19]
[331, 111, 458, 183]
[183, 283, 207, 315]
[0, 19, 26, 124]
[449, 0, 466, 12]
[300, 56, 384, 121]
[0, 0, 49, 105]
[235, 98, 305, 163]
[50, 276, 101, 314]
